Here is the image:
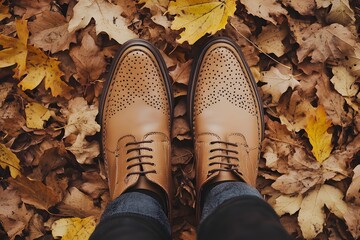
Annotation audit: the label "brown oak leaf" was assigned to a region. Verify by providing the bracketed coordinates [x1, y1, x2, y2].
[29, 11, 76, 54]
[297, 23, 356, 63]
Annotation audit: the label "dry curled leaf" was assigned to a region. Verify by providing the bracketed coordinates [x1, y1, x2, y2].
[273, 194, 303, 216]
[168, 0, 236, 44]
[51, 216, 96, 240]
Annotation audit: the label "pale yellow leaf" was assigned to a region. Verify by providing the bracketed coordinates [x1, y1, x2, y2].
[256, 24, 287, 57]
[261, 66, 300, 103]
[298, 184, 348, 239]
[68, 0, 138, 44]
[274, 194, 303, 216]
[168, 0, 236, 44]
[0, 143, 21, 178]
[330, 66, 358, 97]
[305, 105, 332, 163]
[25, 102, 51, 129]
[52, 216, 96, 240]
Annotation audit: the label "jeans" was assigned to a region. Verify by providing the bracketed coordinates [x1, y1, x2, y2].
[90, 182, 292, 240]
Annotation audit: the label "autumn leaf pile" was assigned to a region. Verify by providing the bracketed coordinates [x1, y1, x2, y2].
[0, 0, 359, 239]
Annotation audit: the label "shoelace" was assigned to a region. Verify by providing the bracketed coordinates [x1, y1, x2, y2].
[207, 140, 240, 176]
[124, 140, 156, 178]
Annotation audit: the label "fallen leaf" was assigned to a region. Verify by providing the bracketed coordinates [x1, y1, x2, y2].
[0, 19, 28, 77]
[66, 137, 100, 164]
[326, 0, 355, 26]
[272, 170, 324, 195]
[172, 117, 190, 139]
[69, 33, 106, 85]
[28, 11, 76, 53]
[0, 188, 33, 239]
[9, 176, 61, 211]
[241, 0, 287, 24]
[305, 105, 333, 163]
[273, 194, 303, 216]
[79, 171, 108, 199]
[298, 184, 348, 239]
[62, 97, 100, 139]
[0, 143, 21, 178]
[25, 102, 51, 129]
[169, 60, 192, 85]
[57, 187, 101, 218]
[18, 46, 71, 97]
[316, 71, 352, 126]
[12, 0, 52, 19]
[343, 42, 360, 78]
[0, 82, 13, 108]
[28, 214, 45, 240]
[282, 0, 316, 15]
[0, 0, 10, 21]
[51, 216, 96, 240]
[346, 165, 360, 205]
[330, 66, 359, 97]
[297, 23, 356, 63]
[344, 204, 360, 239]
[168, 0, 236, 44]
[68, 0, 138, 44]
[277, 91, 316, 132]
[256, 24, 287, 57]
[261, 66, 300, 103]
[315, 0, 332, 8]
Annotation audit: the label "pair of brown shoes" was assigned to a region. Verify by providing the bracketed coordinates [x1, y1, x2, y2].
[99, 38, 264, 214]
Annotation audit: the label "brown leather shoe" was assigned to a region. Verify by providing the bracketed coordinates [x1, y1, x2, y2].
[100, 39, 173, 211]
[188, 38, 264, 200]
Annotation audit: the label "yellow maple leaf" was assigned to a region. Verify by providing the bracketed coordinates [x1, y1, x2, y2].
[18, 46, 71, 97]
[168, 0, 236, 44]
[0, 143, 21, 178]
[51, 216, 96, 240]
[0, 19, 28, 77]
[0, 0, 11, 21]
[305, 105, 333, 163]
[25, 102, 51, 129]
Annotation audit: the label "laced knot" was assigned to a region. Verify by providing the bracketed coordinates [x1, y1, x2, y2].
[208, 140, 240, 176]
[124, 140, 156, 178]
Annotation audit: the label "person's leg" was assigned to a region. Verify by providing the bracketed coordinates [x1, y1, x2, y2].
[198, 182, 292, 240]
[93, 39, 173, 239]
[189, 37, 291, 240]
[90, 191, 170, 240]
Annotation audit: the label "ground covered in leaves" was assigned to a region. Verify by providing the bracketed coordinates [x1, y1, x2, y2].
[0, 0, 359, 239]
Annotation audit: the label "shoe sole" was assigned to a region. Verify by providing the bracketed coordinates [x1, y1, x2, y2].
[99, 39, 174, 160]
[187, 37, 265, 140]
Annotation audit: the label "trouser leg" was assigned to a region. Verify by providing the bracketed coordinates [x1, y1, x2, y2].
[198, 182, 292, 240]
[90, 191, 171, 240]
